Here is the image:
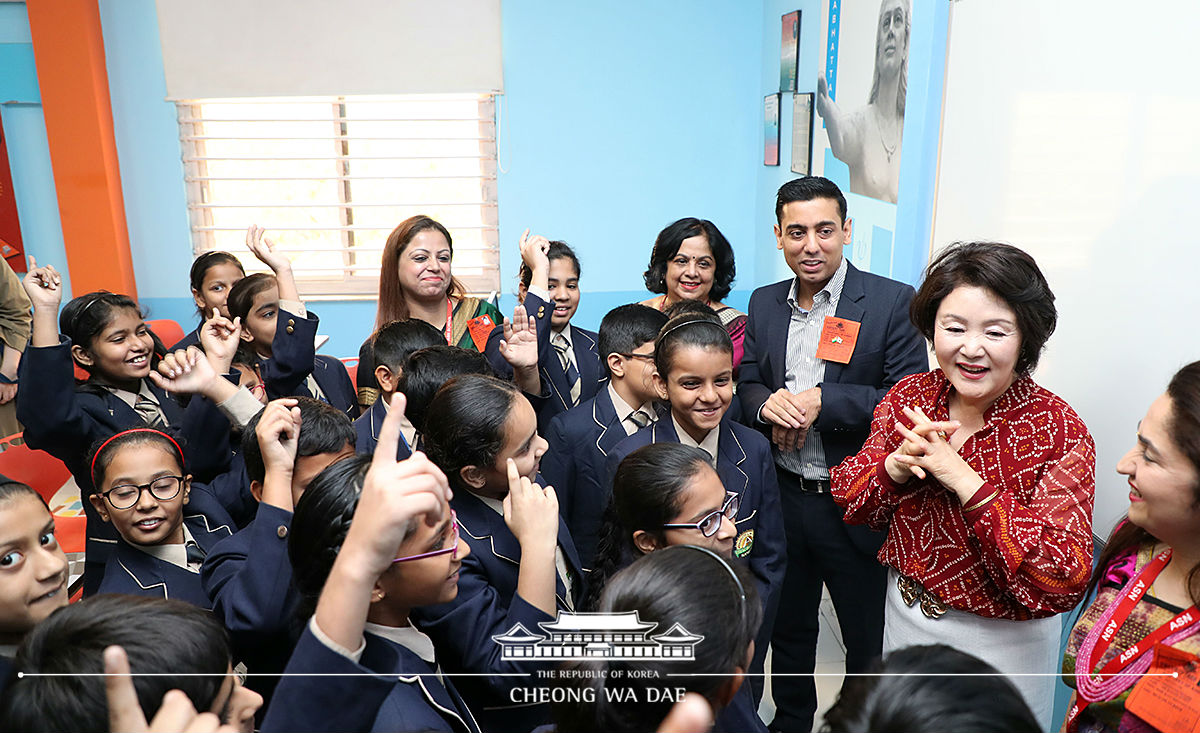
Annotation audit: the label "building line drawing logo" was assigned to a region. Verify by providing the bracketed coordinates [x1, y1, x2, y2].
[493, 611, 704, 661]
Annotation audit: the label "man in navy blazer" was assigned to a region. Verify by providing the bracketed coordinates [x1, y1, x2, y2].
[738, 177, 928, 733]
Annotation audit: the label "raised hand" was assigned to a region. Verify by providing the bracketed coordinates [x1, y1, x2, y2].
[149, 346, 218, 396]
[257, 398, 301, 473]
[518, 228, 551, 274]
[105, 645, 240, 733]
[21, 256, 63, 311]
[342, 393, 452, 578]
[245, 225, 292, 275]
[199, 308, 242, 374]
[503, 458, 558, 552]
[497, 304, 539, 370]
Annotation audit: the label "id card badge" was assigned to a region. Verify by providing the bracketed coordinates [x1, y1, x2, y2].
[1125, 644, 1200, 733]
[814, 316, 861, 364]
[466, 315, 495, 352]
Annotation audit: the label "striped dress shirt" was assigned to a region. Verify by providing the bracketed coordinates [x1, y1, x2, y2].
[775, 258, 848, 480]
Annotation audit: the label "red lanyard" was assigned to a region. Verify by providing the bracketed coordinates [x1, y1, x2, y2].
[444, 298, 454, 345]
[1066, 549, 1200, 731]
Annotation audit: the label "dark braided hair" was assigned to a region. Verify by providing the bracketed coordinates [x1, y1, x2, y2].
[422, 374, 520, 493]
[585, 443, 713, 610]
[288, 454, 377, 622]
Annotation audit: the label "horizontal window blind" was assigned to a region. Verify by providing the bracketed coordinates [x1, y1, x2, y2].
[177, 95, 499, 298]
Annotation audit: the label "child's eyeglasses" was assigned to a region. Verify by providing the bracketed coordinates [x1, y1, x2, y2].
[618, 351, 656, 362]
[392, 510, 460, 563]
[662, 492, 740, 538]
[100, 476, 184, 510]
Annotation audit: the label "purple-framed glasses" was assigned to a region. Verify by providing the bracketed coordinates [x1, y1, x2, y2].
[392, 510, 460, 563]
[662, 492, 739, 538]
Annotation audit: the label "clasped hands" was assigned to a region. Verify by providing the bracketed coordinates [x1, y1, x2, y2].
[883, 406, 984, 501]
[761, 387, 821, 452]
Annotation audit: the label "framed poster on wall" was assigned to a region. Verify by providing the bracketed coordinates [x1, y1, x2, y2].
[781, 11, 801, 91]
[791, 92, 814, 175]
[764, 93, 781, 166]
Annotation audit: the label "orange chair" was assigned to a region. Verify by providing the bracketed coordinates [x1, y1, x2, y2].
[341, 357, 359, 390]
[0, 432, 86, 554]
[147, 318, 186, 350]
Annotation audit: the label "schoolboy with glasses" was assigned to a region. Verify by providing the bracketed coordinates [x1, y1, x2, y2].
[541, 303, 669, 569]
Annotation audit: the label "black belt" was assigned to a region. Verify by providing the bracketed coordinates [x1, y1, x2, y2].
[778, 466, 831, 494]
[799, 478, 831, 494]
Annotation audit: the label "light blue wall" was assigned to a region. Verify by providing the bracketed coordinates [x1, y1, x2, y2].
[497, 0, 764, 325]
[0, 2, 72, 298]
[87, 1, 768, 356]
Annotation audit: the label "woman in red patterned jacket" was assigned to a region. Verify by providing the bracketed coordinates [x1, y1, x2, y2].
[831, 241, 1095, 731]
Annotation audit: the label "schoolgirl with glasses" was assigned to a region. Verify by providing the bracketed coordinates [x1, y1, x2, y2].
[17, 260, 243, 596]
[266, 398, 478, 733]
[87, 429, 233, 608]
[604, 311, 786, 714]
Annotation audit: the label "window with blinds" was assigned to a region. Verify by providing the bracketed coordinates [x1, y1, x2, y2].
[177, 95, 499, 298]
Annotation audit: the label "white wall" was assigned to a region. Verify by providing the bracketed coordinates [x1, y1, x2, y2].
[933, 0, 1200, 534]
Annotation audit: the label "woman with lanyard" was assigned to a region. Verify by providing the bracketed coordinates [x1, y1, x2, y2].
[357, 215, 503, 407]
[1061, 361, 1200, 733]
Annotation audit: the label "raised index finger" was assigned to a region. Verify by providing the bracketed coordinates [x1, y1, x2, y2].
[373, 392, 409, 468]
[105, 645, 150, 733]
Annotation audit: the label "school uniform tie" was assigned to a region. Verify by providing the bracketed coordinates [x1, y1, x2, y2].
[134, 393, 167, 428]
[305, 374, 329, 404]
[185, 540, 206, 567]
[628, 409, 652, 429]
[552, 334, 581, 406]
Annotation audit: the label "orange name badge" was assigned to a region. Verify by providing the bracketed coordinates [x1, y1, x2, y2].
[466, 314, 495, 352]
[814, 317, 861, 364]
[1125, 644, 1200, 733]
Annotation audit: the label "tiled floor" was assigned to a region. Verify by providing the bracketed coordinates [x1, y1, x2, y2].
[759, 587, 846, 733]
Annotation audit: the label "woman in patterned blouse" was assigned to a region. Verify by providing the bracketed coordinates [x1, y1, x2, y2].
[832, 241, 1096, 730]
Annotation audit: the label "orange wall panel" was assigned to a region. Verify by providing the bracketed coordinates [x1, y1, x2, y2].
[26, 0, 136, 299]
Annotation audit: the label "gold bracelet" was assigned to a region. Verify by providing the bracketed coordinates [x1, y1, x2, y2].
[963, 488, 1001, 513]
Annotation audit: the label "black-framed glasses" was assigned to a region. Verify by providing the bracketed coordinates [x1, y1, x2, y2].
[100, 476, 184, 510]
[663, 492, 739, 537]
[619, 351, 655, 362]
[393, 510, 460, 563]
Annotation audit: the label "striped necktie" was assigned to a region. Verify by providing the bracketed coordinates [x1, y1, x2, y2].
[553, 334, 581, 406]
[134, 393, 167, 428]
[628, 409, 652, 429]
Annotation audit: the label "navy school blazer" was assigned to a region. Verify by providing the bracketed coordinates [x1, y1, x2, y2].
[197, 453, 257, 530]
[258, 306, 358, 419]
[736, 263, 928, 556]
[354, 398, 413, 460]
[168, 325, 202, 353]
[485, 290, 602, 435]
[541, 387, 665, 570]
[0, 656, 12, 700]
[603, 418, 787, 622]
[263, 625, 481, 733]
[410, 488, 585, 733]
[94, 487, 234, 608]
[17, 337, 234, 595]
[200, 501, 300, 703]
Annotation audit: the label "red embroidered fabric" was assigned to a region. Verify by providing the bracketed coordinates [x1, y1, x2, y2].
[831, 370, 1096, 619]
